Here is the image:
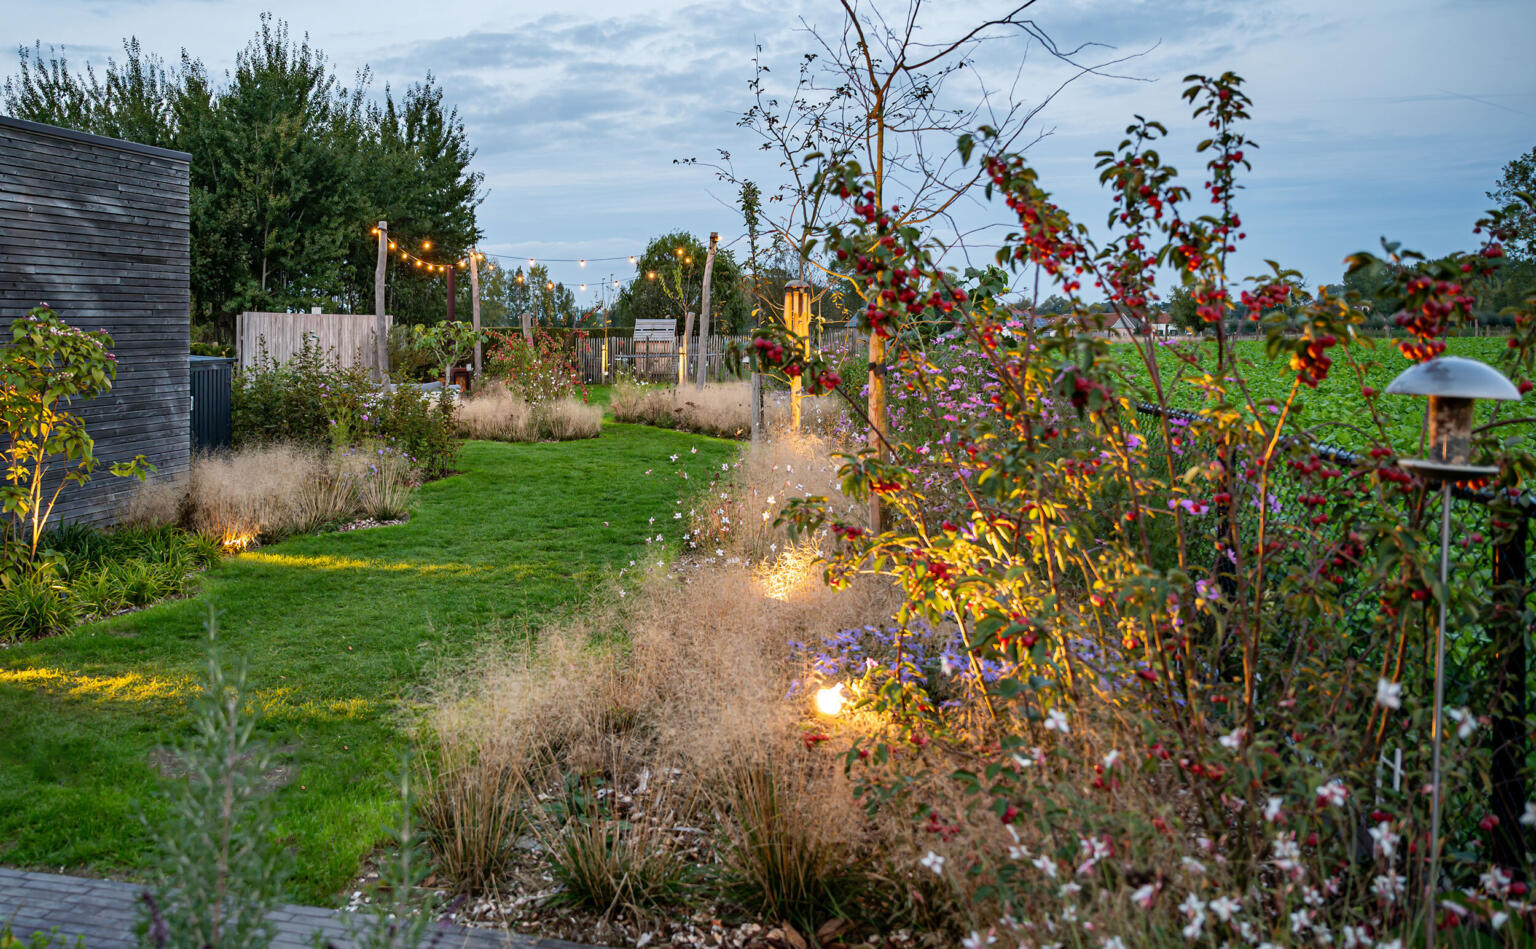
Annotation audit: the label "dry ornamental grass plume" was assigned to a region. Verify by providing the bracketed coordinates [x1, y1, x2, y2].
[121, 442, 418, 548]
[454, 385, 600, 442]
[419, 433, 933, 938]
[611, 378, 849, 441]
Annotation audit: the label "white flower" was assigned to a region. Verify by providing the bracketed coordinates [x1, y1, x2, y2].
[1523, 801, 1536, 826]
[1032, 854, 1058, 878]
[673, 512, 682, 519]
[1447, 707, 1478, 739]
[919, 851, 945, 875]
[1493, 911, 1510, 930]
[1340, 924, 1371, 948]
[961, 931, 996, 949]
[1209, 895, 1240, 922]
[1102, 939, 1128, 949]
[1218, 727, 1245, 750]
[1102, 749, 1120, 770]
[1044, 708, 1070, 733]
[1264, 797, 1284, 823]
[1371, 873, 1406, 903]
[1368, 822, 1400, 860]
[1130, 883, 1157, 909]
[1289, 908, 1311, 934]
[1376, 677, 1402, 709]
[1178, 893, 1206, 939]
[669, 453, 678, 462]
[1315, 779, 1348, 807]
[1181, 856, 1206, 876]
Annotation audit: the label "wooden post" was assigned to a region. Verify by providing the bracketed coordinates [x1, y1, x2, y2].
[696, 232, 718, 390]
[468, 250, 482, 384]
[521, 311, 533, 345]
[373, 220, 388, 381]
[446, 267, 457, 324]
[751, 370, 763, 441]
[868, 329, 887, 532]
[680, 311, 694, 386]
[785, 280, 810, 433]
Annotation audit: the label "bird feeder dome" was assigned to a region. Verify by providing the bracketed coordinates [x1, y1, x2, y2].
[1385, 356, 1522, 401]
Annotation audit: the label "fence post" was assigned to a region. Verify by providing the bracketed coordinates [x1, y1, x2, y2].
[1490, 512, 1530, 873]
[373, 220, 389, 381]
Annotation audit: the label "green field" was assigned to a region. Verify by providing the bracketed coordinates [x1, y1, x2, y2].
[1117, 336, 1528, 451]
[0, 423, 735, 903]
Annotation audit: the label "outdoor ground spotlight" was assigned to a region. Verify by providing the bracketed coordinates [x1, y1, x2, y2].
[1386, 355, 1520, 947]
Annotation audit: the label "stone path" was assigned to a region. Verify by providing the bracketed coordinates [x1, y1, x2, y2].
[0, 868, 590, 948]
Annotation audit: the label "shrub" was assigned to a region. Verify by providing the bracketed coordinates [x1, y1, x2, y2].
[743, 73, 1536, 942]
[366, 385, 457, 480]
[543, 796, 689, 916]
[0, 305, 151, 568]
[138, 611, 285, 948]
[483, 329, 587, 403]
[0, 571, 77, 641]
[231, 336, 371, 448]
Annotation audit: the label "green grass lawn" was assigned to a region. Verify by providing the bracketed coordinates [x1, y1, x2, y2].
[0, 423, 736, 903]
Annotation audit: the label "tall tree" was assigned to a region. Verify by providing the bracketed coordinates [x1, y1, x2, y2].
[614, 232, 749, 332]
[1489, 145, 1536, 261]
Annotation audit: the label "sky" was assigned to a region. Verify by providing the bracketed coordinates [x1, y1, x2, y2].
[6, 0, 1534, 307]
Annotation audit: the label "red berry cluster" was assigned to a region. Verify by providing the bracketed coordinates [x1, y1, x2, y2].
[1393, 275, 1473, 362]
[1288, 333, 1337, 388]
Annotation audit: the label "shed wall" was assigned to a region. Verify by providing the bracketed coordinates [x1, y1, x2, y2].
[0, 115, 191, 528]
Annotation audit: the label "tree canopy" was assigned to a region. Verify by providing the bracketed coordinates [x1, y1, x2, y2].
[612, 232, 750, 333]
[3, 17, 483, 339]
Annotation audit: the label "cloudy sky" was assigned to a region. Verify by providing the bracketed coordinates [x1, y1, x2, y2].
[6, 0, 1534, 305]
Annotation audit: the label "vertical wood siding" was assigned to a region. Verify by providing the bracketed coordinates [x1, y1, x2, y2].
[0, 116, 191, 528]
[236, 311, 392, 374]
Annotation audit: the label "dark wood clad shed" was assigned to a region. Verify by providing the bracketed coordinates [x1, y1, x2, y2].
[0, 115, 191, 527]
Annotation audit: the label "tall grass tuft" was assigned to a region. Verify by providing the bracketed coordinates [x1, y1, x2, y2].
[454, 385, 600, 442]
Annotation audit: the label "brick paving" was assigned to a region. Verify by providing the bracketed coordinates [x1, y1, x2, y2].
[0, 868, 589, 948]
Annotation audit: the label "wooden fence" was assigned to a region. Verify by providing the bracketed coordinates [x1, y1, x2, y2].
[237, 311, 391, 373]
[575, 328, 867, 384]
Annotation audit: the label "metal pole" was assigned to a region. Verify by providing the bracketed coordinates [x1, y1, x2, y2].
[1491, 513, 1530, 873]
[1426, 481, 1452, 949]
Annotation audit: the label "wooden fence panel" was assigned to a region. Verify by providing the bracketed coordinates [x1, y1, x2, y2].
[237, 312, 392, 374]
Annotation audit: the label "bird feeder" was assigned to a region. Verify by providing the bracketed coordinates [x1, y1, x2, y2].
[1386, 355, 1521, 480]
[1384, 354, 1520, 949]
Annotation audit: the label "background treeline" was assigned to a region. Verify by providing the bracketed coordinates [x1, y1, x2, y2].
[2, 15, 482, 340]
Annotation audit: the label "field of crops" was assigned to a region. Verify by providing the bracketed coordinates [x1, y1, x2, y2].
[1115, 336, 1526, 453]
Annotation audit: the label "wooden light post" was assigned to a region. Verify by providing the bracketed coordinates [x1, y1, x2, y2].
[697, 232, 718, 390]
[468, 250, 482, 384]
[373, 220, 389, 381]
[784, 280, 811, 432]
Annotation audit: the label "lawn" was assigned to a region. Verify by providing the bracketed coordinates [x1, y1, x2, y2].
[0, 422, 736, 903]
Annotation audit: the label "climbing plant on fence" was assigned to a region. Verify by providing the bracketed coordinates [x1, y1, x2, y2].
[755, 73, 1536, 944]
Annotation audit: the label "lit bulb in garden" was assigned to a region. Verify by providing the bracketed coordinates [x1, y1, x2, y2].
[814, 682, 847, 717]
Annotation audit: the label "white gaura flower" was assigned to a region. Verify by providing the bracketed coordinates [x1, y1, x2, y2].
[1368, 821, 1400, 860]
[1523, 801, 1536, 826]
[1447, 707, 1479, 739]
[1102, 749, 1121, 770]
[1032, 854, 1058, 878]
[1044, 708, 1070, 733]
[1208, 896, 1240, 922]
[1218, 727, 1246, 750]
[1341, 924, 1371, 948]
[1376, 677, 1402, 709]
[1315, 779, 1349, 807]
[960, 931, 996, 949]
[1130, 883, 1157, 909]
[1264, 797, 1285, 823]
[1102, 939, 1128, 949]
[919, 851, 945, 875]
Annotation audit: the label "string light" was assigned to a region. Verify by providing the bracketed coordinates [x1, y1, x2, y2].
[579, 259, 586, 267]
[422, 240, 432, 251]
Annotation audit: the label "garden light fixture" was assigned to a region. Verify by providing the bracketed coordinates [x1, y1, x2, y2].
[1386, 354, 1520, 948]
[814, 682, 847, 717]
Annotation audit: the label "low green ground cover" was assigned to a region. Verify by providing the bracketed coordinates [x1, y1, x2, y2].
[1119, 336, 1521, 450]
[0, 424, 735, 903]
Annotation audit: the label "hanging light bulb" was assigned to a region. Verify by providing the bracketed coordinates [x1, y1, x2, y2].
[389, 241, 397, 249]
[629, 255, 636, 265]
[529, 258, 536, 266]
[422, 240, 432, 251]
[579, 259, 586, 267]
[546, 281, 554, 290]
[580, 284, 586, 291]
[516, 273, 523, 283]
